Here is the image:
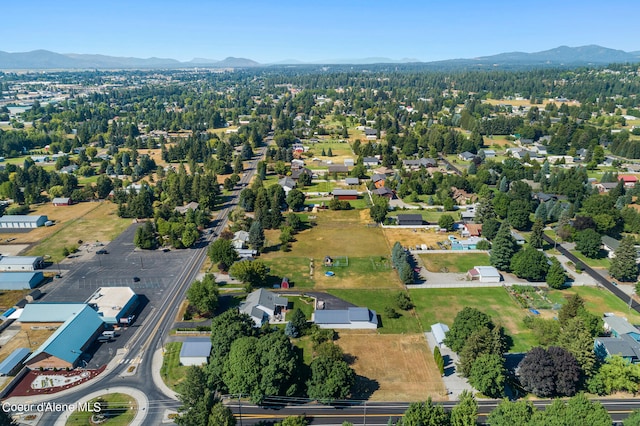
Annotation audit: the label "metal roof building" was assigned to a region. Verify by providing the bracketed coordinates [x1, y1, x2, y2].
[0, 271, 44, 290]
[0, 348, 31, 376]
[313, 307, 378, 329]
[0, 256, 44, 272]
[85, 287, 138, 325]
[0, 215, 48, 228]
[19, 303, 89, 323]
[431, 323, 450, 347]
[24, 305, 105, 370]
[179, 338, 212, 366]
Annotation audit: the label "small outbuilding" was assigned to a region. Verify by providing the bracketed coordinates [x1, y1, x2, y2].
[431, 323, 449, 347]
[52, 197, 71, 206]
[179, 337, 212, 366]
[467, 266, 501, 283]
[396, 214, 423, 226]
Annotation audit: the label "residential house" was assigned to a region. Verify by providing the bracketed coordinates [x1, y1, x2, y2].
[372, 187, 394, 199]
[239, 288, 288, 327]
[331, 189, 358, 200]
[595, 315, 640, 363]
[460, 205, 477, 222]
[278, 177, 296, 195]
[480, 149, 496, 158]
[619, 175, 638, 188]
[174, 201, 199, 214]
[396, 214, 423, 226]
[452, 187, 477, 205]
[451, 236, 483, 250]
[343, 158, 355, 167]
[460, 223, 482, 237]
[595, 182, 618, 193]
[373, 166, 394, 176]
[371, 173, 386, 188]
[458, 151, 475, 161]
[232, 231, 250, 249]
[364, 128, 377, 140]
[467, 266, 501, 283]
[601, 235, 620, 259]
[291, 159, 305, 170]
[344, 177, 359, 186]
[533, 192, 557, 203]
[402, 158, 437, 170]
[328, 165, 349, 174]
[291, 167, 313, 180]
[59, 165, 79, 174]
[235, 249, 257, 259]
[362, 157, 380, 168]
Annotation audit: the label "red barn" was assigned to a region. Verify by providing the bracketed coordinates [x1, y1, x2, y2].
[331, 189, 358, 200]
[619, 175, 638, 188]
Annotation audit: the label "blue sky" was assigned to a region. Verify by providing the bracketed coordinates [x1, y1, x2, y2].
[2, 0, 639, 63]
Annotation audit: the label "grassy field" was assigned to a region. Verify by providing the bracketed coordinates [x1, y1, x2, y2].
[382, 228, 454, 250]
[570, 250, 611, 269]
[266, 257, 314, 289]
[300, 181, 336, 193]
[336, 334, 446, 401]
[160, 342, 188, 391]
[409, 287, 537, 352]
[65, 392, 137, 426]
[420, 253, 490, 273]
[327, 289, 422, 334]
[561, 286, 640, 324]
[25, 202, 132, 262]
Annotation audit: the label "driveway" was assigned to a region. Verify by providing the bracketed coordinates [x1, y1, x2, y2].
[424, 331, 474, 399]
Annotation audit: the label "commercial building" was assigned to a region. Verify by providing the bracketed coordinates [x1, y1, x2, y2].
[0, 256, 44, 271]
[0, 271, 44, 289]
[85, 287, 138, 325]
[0, 348, 31, 376]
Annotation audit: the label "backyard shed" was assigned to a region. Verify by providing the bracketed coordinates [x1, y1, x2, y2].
[431, 323, 449, 347]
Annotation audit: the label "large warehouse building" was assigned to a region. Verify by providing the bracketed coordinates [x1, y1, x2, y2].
[0, 271, 44, 289]
[0, 256, 44, 272]
[0, 215, 48, 229]
[86, 287, 138, 325]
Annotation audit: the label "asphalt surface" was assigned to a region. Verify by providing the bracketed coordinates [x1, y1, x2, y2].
[13, 142, 269, 425]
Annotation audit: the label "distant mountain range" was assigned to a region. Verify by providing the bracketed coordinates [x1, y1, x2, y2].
[0, 45, 638, 70]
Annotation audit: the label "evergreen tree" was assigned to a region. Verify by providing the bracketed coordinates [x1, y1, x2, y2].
[610, 236, 639, 282]
[546, 257, 568, 289]
[490, 221, 518, 271]
[450, 390, 477, 426]
[248, 220, 265, 252]
[499, 176, 509, 192]
[529, 219, 544, 249]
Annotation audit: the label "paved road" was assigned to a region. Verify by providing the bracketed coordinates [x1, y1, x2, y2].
[10, 142, 269, 425]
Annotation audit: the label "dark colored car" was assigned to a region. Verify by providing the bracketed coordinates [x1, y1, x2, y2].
[96, 249, 108, 254]
[133, 276, 140, 282]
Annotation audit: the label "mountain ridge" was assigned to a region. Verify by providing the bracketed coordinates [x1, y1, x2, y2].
[0, 45, 638, 69]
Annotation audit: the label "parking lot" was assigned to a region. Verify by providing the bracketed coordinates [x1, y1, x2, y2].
[36, 222, 203, 365]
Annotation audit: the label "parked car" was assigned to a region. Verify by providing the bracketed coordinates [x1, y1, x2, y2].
[96, 249, 108, 254]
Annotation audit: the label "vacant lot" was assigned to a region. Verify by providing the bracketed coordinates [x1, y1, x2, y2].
[382, 228, 453, 250]
[160, 342, 188, 391]
[25, 202, 131, 262]
[410, 287, 537, 352]
[0, 327, 57, 364]
[420, 253, 490, 273]
[314, 257, 401, 289]
[336, 334, 446, 401]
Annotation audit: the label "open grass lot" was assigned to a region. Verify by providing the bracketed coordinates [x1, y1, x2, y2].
[0, 289, 31, 310]
[382, 228, 453, 250]
[305, 140, 354, 159]
[300, 181, 335, 193]
[314, 257, 401, 289]
[335, 334, 446, 401]
[409, 287, 537, 352]
[560, 286, 640, 324]
[65, 392, 137, 426]
[292, 335, 314, 365]
[266, 257, 314, 289]
[570, 250, 611, 269]
[160, 342, 188, 391]
[327, 289, 422, 334]
[25, 202, 131, 262]
[420, 253, 490, 273]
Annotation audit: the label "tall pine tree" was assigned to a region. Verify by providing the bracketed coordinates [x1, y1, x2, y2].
[490, 221, 518, 271]
[609, 236, 639, 282]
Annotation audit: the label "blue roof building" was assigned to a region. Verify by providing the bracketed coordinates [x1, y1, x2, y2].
[24, 305, 105, 369]
[0, 348, 30, 376]
[19, 303, 88, 323]
[0, 272, 44, 290]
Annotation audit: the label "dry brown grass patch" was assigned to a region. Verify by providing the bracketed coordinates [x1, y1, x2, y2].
[335, 333, 446, 401]
[382, 228, 452, 249]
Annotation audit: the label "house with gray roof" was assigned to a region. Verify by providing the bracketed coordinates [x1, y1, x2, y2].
[595, 315, 640, 364]
[344, 177, 359, 186]
[239, 288, 288, 327]
[180, 337, 212, 366]
[313, 307, 378, 329]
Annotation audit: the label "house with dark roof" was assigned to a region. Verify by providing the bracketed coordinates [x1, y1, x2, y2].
[396, 214, 423, 226]
[313, 307, 378, 329]
[362, 157, 380, 167]
[239, 288, 288, 327]
[278, 177, 296, 194]
[371, 173, 386, 188]
[402, 158, 437, 170]
[328, 165, 349, 174]
[174, 201, 200, 214]
[601, 235, 620, 258]
[291, 167, 313, 180]
[372, 187, 394, 199]
[332, 189, 358, 200]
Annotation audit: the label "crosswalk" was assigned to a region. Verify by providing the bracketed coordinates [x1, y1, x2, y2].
[119, 357, 142, 365]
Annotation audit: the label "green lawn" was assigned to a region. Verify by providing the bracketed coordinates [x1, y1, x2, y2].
[65, 393, 137, 426]
[570, 250, 611, 268]
[292, 335, 314, 364]
[266, 257, 314, 288]
[420, 253, 490, 273]
[300, 181, 336, 193]
[285, 295, 315, 320]
[160, 342, 188, 391]
[327, 289, 422, 334]
[558, 286, 640, 324]
[347, 198, 371, 209]
[409, 287, 537, 352]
